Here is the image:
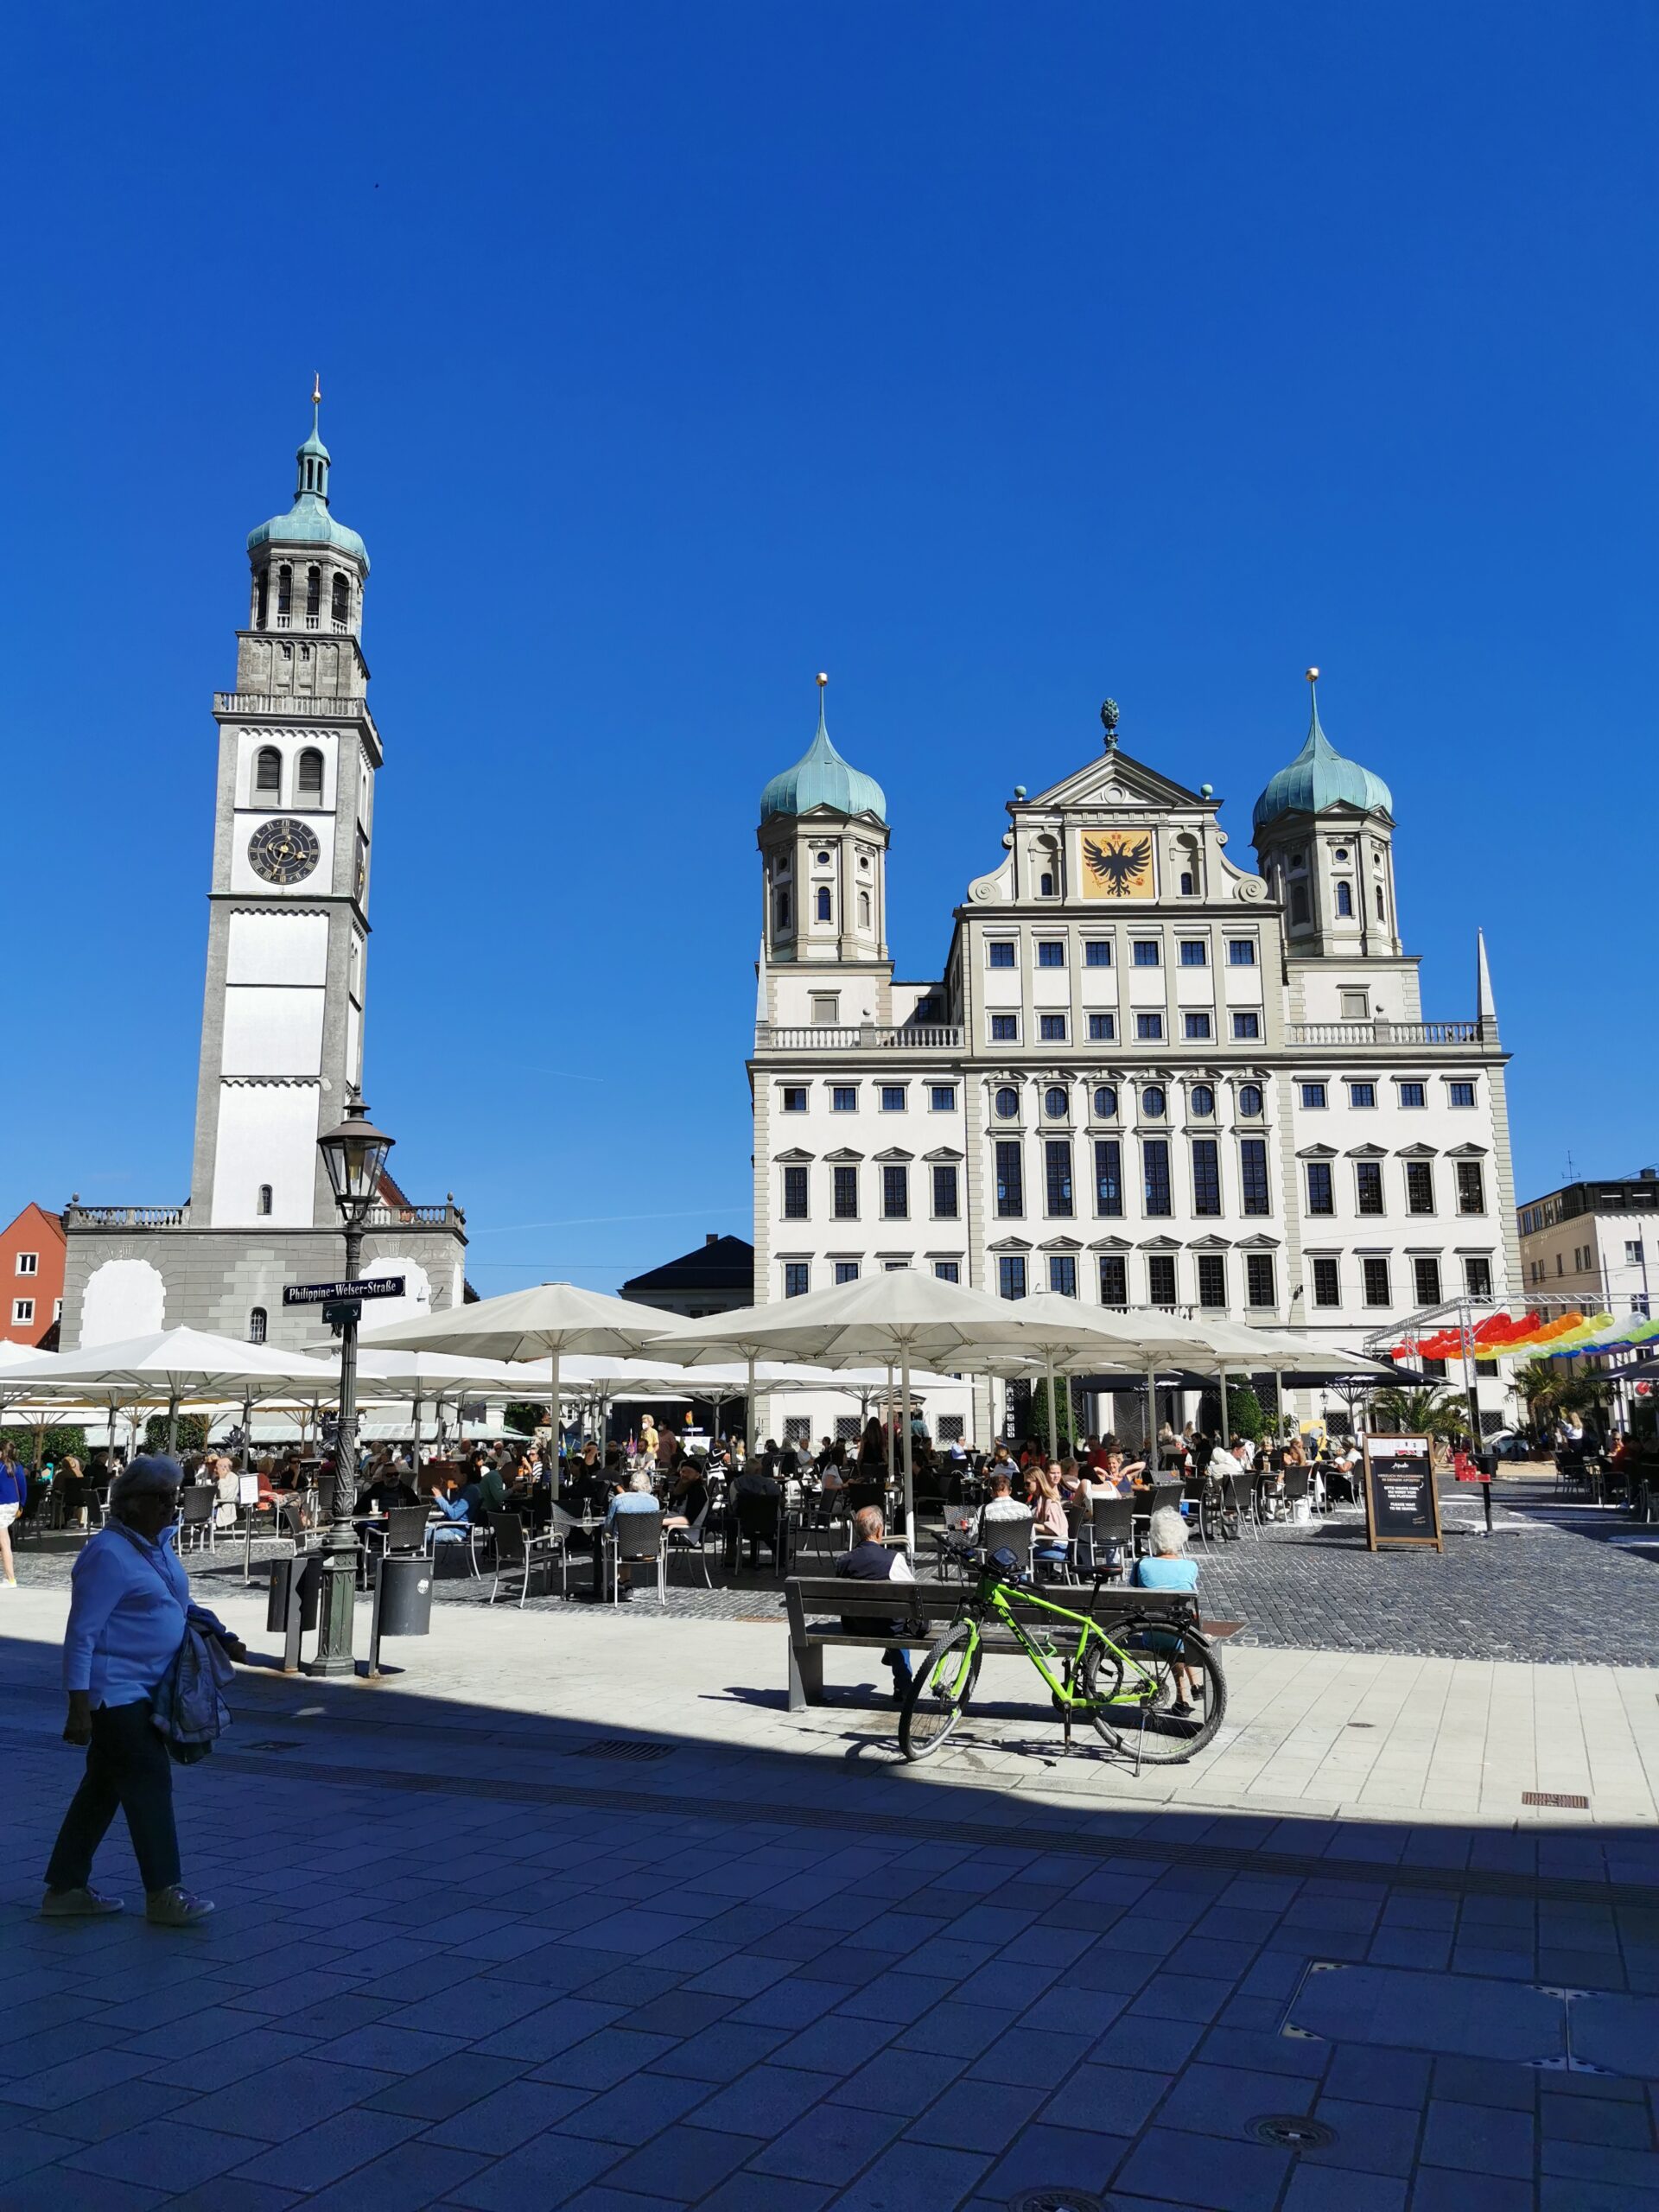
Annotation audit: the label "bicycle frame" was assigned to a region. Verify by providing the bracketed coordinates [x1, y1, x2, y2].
[950, 1569, 1170, 1711]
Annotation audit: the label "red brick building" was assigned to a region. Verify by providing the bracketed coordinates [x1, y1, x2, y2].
[1, 1204, 66, 1347]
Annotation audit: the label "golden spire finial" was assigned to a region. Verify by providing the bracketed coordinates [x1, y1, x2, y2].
[1306, 665, 1319, 683]
[817, 671, 828, 689]
[312, 372, 322, 408]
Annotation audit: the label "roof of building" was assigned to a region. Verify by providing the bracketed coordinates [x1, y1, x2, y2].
[1252, 679, 1392, 834]
[622, 1234, 754, 1300]
[247, 400, 370, 570]
[760, 690, 887, 824]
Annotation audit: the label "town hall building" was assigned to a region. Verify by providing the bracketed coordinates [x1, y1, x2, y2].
[60, 397, 467, 1351]
[749, 676, 1521, 1445]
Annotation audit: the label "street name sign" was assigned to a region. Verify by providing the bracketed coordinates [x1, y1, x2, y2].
[283, 1276, 406, 1306]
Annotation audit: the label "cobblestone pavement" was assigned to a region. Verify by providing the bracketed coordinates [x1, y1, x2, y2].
[2, 1577, 1656, 2212]
[17, 1478, 1656, 1665]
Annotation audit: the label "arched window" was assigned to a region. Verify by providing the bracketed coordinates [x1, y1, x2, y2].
[776, 890, 791, 929]
[1336, 880, 1353, 917]
[858, 891, 871, 927]
[1039, 872, 1055, 897]
[1191, 1084, 1215, 1116]
[1238, 1083, 1263, 1116]
[256, 1184, 273, 1217]
[994, 1085, 1020, 1119]
[297, 749, 324, 803]
[1289, 884, 1310, 925]
[276, 563, 292, 619]
[1142, 1085, 1166, 1118]
[255, 570, 269, 629]
[816, 887, 832, 922]
[1375, 884, 1386, 921]
[254, 747, 281, 799]
[1044, 1085, 1069, 1118]
[249, 1307, 267, 1344]
[1093, 1084, 1117, 1118]
[305, 565, 321, 620]
[1179, 871, 1195, 896]
[332, 573, 349, 625]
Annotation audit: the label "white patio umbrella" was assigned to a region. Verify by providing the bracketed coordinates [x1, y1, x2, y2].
[3, 1326, 346, 1455]
[973, 1292, 1222, 1462]
[359, 1283, 672, 1471]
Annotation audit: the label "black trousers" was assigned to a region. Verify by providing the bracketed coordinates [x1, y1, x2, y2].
[45, 1699, 181, 1895]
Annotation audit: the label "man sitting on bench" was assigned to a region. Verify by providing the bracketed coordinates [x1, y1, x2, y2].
[835, 1505, 914, 1702]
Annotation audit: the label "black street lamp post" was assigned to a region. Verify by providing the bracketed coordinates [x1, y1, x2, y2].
[307, 1089, 395, 1678]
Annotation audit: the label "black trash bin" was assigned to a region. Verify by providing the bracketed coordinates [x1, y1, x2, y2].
[368, 1553, 433, 1675]
[266, 1551, 322, 1671]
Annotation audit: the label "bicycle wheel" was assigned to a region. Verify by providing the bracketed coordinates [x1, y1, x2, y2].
[899, 1623, 982, 1762]
[1079, 1623, 1225, 1764]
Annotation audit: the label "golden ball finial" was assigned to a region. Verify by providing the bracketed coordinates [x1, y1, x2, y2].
[312, 372, 322, 406]
[1306, 665, 1319, 683]
[817, 671, 829, 688]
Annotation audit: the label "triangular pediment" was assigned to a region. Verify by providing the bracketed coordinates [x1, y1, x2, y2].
[1022, 747, 1210, 817]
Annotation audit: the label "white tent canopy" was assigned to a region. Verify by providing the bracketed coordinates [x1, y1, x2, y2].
[3, 1326, 347, 1452]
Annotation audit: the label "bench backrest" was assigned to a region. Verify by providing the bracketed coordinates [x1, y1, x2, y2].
[785, 1574, 1196, 1638]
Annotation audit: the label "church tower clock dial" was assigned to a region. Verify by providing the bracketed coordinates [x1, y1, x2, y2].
[248, 817, 321, 886]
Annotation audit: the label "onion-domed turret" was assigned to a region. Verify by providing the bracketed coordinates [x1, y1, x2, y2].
[1252, 672, 1389, 832]
[760, 677, 887, 823]
[246, 381, 370, 571]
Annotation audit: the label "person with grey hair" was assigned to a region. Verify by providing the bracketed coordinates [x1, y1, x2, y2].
[597, 1466, 660, 1601]
[1131, 1504, 1201, 1716]
[42, 1456, 246, 1924]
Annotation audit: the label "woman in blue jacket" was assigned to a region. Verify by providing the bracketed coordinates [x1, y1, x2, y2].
[0, 1446, 24, 1586]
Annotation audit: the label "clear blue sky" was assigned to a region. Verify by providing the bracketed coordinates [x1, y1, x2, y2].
[4, 3, 1654, 1290]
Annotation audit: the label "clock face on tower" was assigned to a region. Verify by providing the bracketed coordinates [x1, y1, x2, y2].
[247, 817, 321, 887]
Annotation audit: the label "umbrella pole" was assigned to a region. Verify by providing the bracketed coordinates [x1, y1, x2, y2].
[1146, 1364, 1158, 1460]
[166, 1390, 180, 1459]
[746, 1354, 755, 1463]
[549, 1350, 562, 1491]
[886, 1366, 895, 1487]
[1046, 1355, 1059, 1463]
[1218, 1364, 1230, 1443]
[901, 1345, 915, 1559]
[410, 1391, 423, 1475]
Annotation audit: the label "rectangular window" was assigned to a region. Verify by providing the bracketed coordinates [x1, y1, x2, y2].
[1355, 1160, 1384, 1216]
[1627, 1239, 1644, 1264]
[880, 1085, 906, 1112]
[1300, 1082, 1327, 1109]
[781, 1086, 807, 1112]
[1037, 940, 1065, 968]
[784, 1262, 810, 1298]
[1084, 940, 1112, 968]
[1227, 940, 1256, 966]
[1399, 1082, 1426, 1109]
[1098, 1255, 1128, 1306]
[12, 1299, 35, 1325]
[832, 1165, 859, 1219]
[1464, 1255, 1493, 1300]
[1143, 1139, 1172, 1217]
[1231, 1012, 1261, 1039]
[1184, 1013, 1212, 1040]
[1147, 1254, 1178, 1306]
[988, 941, 1017, 968]
[1456, 1161, 1485, 1215]
[1448, 1081, 1476, 1108]
[831, 1086, 857, 1112]
[1135, 1013, 1164, 1041]
[1197, 1253, 1226, 1309]
[1246, 1253, 1276, 1308]
[1406, 1160, 1435, 1215]
[1045, 1139, 1073, 1217]
[1311, 1256, 1341, 1307]
[995, 1140, 1024, 1217]
[782, 1165, 809, 1220]
[881, 1164, 909, 1219]
[931, 1163, 959, 1218]
[929, 1085, 956, 1112]
[834, 1261, 860, 1284]
[1048, 1255, 1078, 1297]
[1179, 941, 1208, 968]
[1350, 1082, 1376, 1109]
[1240, 1138, 1270, 1217]
[997, 1255, 1027, 1300]
[1039, 1014, 1067, 1042]
[1306, 1161, 1334, 1215]
[1413, 1255, 1442, 1306]
[1363, 1255, 1392, 1306]
[1192, 1138, 1222, 1217]
[990, 1014, 1019, 1042]
[1094, 1139, 1123, 1217]
[16, 1252, 38, 1276]
[809, 994, 839, 1025]
[1087, 1013, 1116, 1040]
[1132, 941, 1160, 967]
[932, 1261, 960, 1283]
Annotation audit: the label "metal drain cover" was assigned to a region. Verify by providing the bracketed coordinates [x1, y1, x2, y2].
[1249, 2114, 1337, 2149]
[246, 1739, 302, 1752]
[1008, 2191, 1104, 2212]
[569, 1739, 675, 1762]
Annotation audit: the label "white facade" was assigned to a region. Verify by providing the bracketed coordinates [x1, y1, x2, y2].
[750, 687, 1522, 1446]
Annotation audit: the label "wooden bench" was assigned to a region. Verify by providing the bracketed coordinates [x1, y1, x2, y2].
[784, 1573, 1211, 1713]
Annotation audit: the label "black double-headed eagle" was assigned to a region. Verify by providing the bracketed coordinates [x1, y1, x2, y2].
[1082, 833, 1152, 894]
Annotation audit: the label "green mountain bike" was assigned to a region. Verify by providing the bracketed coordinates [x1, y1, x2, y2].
[898, 1538, 1226, 1767]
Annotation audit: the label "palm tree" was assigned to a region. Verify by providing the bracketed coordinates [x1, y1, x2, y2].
[1367, 1383, 1471, 1446]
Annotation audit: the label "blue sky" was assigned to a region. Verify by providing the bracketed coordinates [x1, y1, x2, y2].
[4, 3, 1655, 1290]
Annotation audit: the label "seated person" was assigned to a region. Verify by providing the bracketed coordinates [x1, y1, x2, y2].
[563, 1445, 607, 1521]
[731, 1459, 784, 1568]
[428, 1476, 472, 1544]
[664, 1461, 708, 1532]
[976, 1468, 1033, 1545]
[835, 1503, 915, 1700]
[598, 1469, 660, 1601]
[1094, 1441, 1145, 1496]
[1131, 1506, 1203, 1716]
[1026, 1465, 1071, 1577]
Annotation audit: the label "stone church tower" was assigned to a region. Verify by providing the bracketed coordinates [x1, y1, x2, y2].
[60, 394, 467, 1351]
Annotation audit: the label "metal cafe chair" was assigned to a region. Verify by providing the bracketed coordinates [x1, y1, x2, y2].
[665, 1499, 715, 1590]
[487, 1510, 565, 1607]
[611, 1506, 666, 1608]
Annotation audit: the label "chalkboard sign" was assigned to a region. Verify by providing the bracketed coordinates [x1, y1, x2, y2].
[1361, 1433, 1443, 1552]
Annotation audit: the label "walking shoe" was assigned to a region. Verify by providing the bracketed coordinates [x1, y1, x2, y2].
[41, 1885, 124, 1917]
[146, 1885, 214, 1927]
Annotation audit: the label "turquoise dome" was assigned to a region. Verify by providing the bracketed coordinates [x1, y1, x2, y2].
[1253, 688, 1391, 832]
[760, 699, 887, 823]
[246, 406, 370, 572]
